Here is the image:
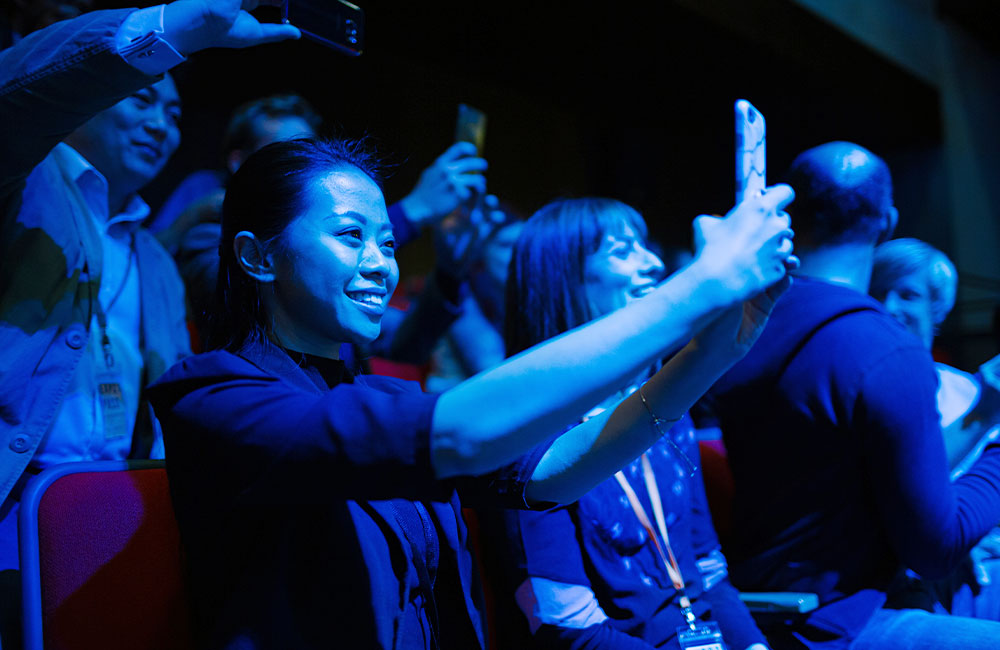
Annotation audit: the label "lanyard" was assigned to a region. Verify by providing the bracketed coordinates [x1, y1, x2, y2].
[615, 453, 698, 630]
[94, 237, 135, 370]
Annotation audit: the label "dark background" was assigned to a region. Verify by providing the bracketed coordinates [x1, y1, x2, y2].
[125, 1, 947, 278]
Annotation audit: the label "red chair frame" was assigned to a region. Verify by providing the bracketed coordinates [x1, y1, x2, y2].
[18, 460, 191, 650]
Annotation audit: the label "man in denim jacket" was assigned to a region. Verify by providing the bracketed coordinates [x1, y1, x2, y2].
[0, 3, 300, 644]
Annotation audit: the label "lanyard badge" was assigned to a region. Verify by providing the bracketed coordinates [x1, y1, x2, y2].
[94, 242, 134, 441]
[95, 325, 129, 441]
[96, 369, 129, 440]
[677, 620, 727, 650]
[615, 453, 729, 650]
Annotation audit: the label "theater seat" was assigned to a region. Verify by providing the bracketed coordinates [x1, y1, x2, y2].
[698, 438, 736, 546]
[18, 460, 191, 650]
[698, 439, 818, 623]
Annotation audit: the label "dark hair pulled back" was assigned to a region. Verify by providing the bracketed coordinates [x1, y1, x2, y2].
[208, 137, 382, 351]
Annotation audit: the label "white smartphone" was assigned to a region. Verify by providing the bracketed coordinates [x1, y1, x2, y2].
[735, 99, 766, 203]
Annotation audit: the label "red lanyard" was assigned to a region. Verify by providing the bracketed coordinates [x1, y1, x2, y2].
[615, 453, 698, 629]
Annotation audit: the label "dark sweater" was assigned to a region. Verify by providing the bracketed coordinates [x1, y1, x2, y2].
[149, 340, 547, 649]
[698, 277, 1000, 648]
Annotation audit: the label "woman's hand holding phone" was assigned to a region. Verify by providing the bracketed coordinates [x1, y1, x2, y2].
[690, 184, 797, 307]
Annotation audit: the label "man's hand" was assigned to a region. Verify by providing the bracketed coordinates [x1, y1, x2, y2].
[398, 142, 488, 228]
[162, 0, 300, 55]
[432, 193, 505, 279]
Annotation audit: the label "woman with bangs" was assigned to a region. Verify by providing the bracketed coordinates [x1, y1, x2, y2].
[491, 197, 772, 650]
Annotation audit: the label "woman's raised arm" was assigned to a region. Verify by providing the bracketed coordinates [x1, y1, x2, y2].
[431, 185, 795, 479]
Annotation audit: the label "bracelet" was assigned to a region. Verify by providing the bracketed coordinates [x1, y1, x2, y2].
[637, 384, 681, 434]
[637, 384, 695, 476]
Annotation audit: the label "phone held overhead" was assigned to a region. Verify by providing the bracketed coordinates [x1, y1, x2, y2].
[283, 0, 364, 56]
[735, 99, 765, 204]
[454, 104, 487, 155]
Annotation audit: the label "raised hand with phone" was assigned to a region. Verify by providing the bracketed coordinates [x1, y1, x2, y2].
[161, 0, 301, 55]
[690, 100, 797, 365]
[422, 103, 507, 277]
[397, 141, 489, 229]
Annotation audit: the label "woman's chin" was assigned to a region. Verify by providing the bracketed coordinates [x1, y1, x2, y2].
[346, 324, 382, 346]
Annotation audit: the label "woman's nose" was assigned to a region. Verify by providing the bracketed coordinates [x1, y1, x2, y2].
[359, 242, 390, 279]
[640, 246, 666, 281]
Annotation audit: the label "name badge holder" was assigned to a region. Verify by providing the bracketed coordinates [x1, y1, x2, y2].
[614, 454, 729, 650]
[677, 622, 727, 650]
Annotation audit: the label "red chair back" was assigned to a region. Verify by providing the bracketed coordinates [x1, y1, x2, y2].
[698, 439, 736, 545]
[19, 460, 191, 650]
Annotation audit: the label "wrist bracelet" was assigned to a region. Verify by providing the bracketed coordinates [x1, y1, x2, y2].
[637, 384, 695, 476]
[637, 384, 681, 432]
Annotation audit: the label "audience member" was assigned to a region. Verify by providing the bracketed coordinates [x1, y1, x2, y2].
[485, 197, 771, 649]
[870, 238, 1000, 466]
[0, 1, 300, 645]
[341, 151, 505, 376]
[425, 210, 522, 391]
[149, 92, 323, 255]
[870, 237, 1000, 622]
[147, 136, 797, 647]
[697, 142, 1000, 649]
[153, 89, 489, 361]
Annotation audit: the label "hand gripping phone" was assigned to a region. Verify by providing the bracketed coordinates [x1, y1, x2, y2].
[283, 0, 365, 56]
[735, 99, 766, 203]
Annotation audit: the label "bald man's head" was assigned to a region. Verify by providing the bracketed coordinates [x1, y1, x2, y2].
[785, 141, 896, 247]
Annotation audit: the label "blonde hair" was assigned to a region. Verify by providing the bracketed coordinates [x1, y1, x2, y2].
[871, 238, 956, 325]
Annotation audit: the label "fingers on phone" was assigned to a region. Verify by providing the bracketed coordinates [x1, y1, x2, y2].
[451, 173, 486, 195]
[443, 141, 478, 160]
[449, 157, 488, 174]
[256, 23, 302, 44]
[760, 183, 795, 212]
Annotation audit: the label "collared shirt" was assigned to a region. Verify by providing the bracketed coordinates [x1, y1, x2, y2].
[31, 144, 148, 467]
[27, 5, 184, 467]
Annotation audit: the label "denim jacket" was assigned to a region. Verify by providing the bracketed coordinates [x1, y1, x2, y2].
[0, 9, 190, 505]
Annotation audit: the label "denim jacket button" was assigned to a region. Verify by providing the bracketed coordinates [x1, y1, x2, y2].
[66, 330, 85, 349]
[9, 435, 29, 453]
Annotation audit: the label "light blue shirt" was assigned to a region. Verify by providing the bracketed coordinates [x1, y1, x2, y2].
[31, 144, 149, 466]
[27, 5, 183, 467]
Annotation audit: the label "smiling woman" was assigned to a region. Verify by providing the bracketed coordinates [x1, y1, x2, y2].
[252, 167, 398, 353]
[147, 137, 797, 648]
[505, 198, 667, 356]
[495, 197, 771, 650]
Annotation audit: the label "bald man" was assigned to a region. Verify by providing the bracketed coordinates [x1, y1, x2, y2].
[697, 142, 1000, 649]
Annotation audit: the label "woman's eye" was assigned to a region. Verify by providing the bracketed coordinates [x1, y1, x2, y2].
[339, 228, 363, 241]
[131, 92, 153, 106]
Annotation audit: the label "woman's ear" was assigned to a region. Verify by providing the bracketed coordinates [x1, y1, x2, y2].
[234, 231, 276, 282]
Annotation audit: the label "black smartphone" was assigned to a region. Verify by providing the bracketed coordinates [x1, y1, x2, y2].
[283, 0, 365, 56]
[735, 99, 765, 203]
